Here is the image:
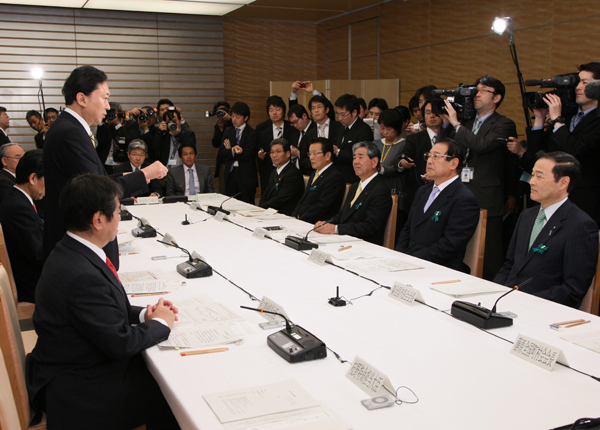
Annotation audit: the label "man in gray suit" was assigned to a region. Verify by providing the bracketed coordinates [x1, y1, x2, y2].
[165, 143, 214, 196]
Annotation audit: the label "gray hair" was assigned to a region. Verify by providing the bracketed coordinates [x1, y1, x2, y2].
[128, 139, 148, 153]
[352, 141, 381, 166]
[270, 137, 290, 152]
[0, 143, 21, 159]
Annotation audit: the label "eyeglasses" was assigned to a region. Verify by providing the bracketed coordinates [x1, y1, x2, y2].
[336, 111, 351, 119]
[424, 152, 453, 161]
[308, 151, 323, 157]
[477, 88, 496, 95]
[310, 104, 325, 111]
[290, 118, 301, 126]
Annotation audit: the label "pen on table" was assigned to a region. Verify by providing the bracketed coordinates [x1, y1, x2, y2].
[551, 319, 585, 326]
[565, 320, 591, 328]
[431, 279, 461, 285]
[151, 254, 188, 260]
[339, 245, 352, 252]
[130, 292, 168, 297]
[119, 252, 139, 256]
[180, 348, 228, 356]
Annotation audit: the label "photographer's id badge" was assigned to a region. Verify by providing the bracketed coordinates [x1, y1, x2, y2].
[461, 167, 474, 182]
[168, 158, 177, 167]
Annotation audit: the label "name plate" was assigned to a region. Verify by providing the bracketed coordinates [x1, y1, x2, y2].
[135, 196, 159, 205]
[345, 356, 394, 397]
[252, 227, 267, 240]
[214, 211, 225, 222]
[308, 249, 329, 266]
[257, 296, 290, 323]
[510, 333, 568, 371]
[388, 282, 424, 306]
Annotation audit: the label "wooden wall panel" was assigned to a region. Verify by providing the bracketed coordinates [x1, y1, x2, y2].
[326, 26, 349, 64]
[351, 55, 378, 80]
[350, 18, 377, 60]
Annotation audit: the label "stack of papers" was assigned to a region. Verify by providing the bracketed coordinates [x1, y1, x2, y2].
[120, 270, 179, 294]
[339, 258, 423, 273]
[430, 280, 508, 297]
[561, 330, 600, 354]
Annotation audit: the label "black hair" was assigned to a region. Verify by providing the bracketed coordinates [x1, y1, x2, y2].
[308, 95, 335, 122]
[62, 65, 107, 105]
[378, 109, 404, 135]
[578, 62, 600, 80]
[213, 101, 230, 112]
[60, 173, 123, 233]
[178, 143, 197, 157]
[26, 110, 41, 122]
[288, 104, 309, 120]
[270, 138, 290, 152]
[436, 137, 464, 172]
[395, 106, 410, 124]
[415, 85, 438, 102]
[408, 96, 420, 112]
[358, 98, 367, 111]
[310, 137, 333, 156]
[420, 99, 437, 119]
[334, 94, 360, 116]
[266, 96, 287, 116]
[15, 149, 44, 184]
[475, 75, 506, 108]
[535, 151, 582, 193]
[368, 98, 389, 112]
[157, 99, 174, 110]
[231, 101, 250, 120]
[0, 107, 6, 115]
[44, 107, 58, 116]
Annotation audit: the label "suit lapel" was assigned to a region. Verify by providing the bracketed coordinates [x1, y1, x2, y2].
[571, 110, 598, 134]
[415, 181, 456, 227]
[341, 177, 375, 222]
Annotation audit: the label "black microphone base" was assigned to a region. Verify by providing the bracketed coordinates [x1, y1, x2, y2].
[451, 301, 513, 329]
[284, 236, 318, 251]
[176, 259, 213, 278]
[131, 225, 157, 238]
[207, 206, 231, 216]
[164, 196, 188, 204]
[267, 325, 327, 363]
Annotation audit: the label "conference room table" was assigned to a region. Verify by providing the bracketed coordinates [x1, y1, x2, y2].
[122, 195, 600, 430]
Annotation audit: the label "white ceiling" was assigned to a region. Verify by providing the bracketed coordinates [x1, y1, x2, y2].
[0, 0, 255, 15]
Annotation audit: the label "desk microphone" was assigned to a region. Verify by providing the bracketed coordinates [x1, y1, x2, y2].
[157, 239, 212, 278]
[451, 278, 532, 330]
[284, 221, 328, 251]
[207, 192, 241, 216]
[240, 306, 327, 363]
[131, 216, 157, 238]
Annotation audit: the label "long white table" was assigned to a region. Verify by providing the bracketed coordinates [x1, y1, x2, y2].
[122, 198, 600, 430]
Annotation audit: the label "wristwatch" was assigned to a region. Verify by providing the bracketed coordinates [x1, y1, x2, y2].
[551, 116, 566, 126]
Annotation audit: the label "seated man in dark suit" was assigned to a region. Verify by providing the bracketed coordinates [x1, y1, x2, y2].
[315, 141, 392, 245]
[396, 138, 480, 272]
[333, 94, 374, 184]
[288, 104, 316, 175]
[166, 143, 214, 196]
[217, 101, 258, 204]
[27, 173, 180, 430]
[152, 107, 196, 168]
[258, 138, 304, 215]
[0, 150, 45, 303]
[494, 152, 598, 308]
[292, 137, 345, 223]
[114, 140, 163, 197]
[0, 142, 24, 204]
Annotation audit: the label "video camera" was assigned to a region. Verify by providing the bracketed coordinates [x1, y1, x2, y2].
[163, 106, 179, 131]
[137, 108, 155, 122]
[430, 84, 477, 122]
[105, 108, 128, 122]
[523, 73, 579, 116]
[205, 108, 227, 119]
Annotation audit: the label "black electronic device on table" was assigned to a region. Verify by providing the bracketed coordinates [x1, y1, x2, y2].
[164, 196, 188, 204]
[157, 239, 212, 279]
[284, 222, 327, 251]
[240, 306, 327, 363]
[131, 218, 157, 238]
[120, 207, 133, 220]
[207, 192, 241, 216]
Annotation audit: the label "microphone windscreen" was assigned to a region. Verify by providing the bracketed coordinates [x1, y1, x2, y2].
[584, 80, 600, 101]
[524, 79, 542, 86]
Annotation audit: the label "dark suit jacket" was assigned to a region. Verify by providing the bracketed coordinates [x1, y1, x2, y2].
[165, 162, 215, 196]
[291, 164, 346, 224]
[0, 130, 9, 145]
[96, 122, 130, 167]
[0, 188, 44, 303]
[525, 112, 600, 227]
[494, 199, 598, 308]
[217, 125, 259, 190]
[43, 111, 148, 268]
[257, 121, 294, 191]
[330, 175, 392, 245]
[35, 132, 44, 149]
[304, 120, 344, 151]
[0, 169, 16, 204]
[113, 162, 163, 197]
[289, 120, 317, 175]
[152, 127, 196, 167]
[26, 234, 171, 429]
[450, 111, 517, 217]
[396, 178, 480, 272]
[398, 128, 440, 203]
[334, 118, 374, 184]
[258, 162, 304, 216]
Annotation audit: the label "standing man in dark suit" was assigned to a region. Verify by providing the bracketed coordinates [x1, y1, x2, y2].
[258, 138, 304, 215]
[209, 101, 232, 194]
[0, 150, 45, 303]
[95, 101, 130, 174]
[292, 137, 345, 223]
[0, 107, 10, 145]
[27, 173, 180, 429]
[114, 140, 163, 197]
[441, 75, 518, 280]
[0, 143, 24, 204]
[494, 152, 598, 308]
[43, 65, 168, 268]
[152, 107, 196, 168]
[218, 101, 259, 204]
[521, 62, 600, 228]
[288, 104, 316, 175]
[333, 94, 374, 184]
[315, 141, 392, 245]
[166, 143, 214, 196]
[257, 96, 294, 192]
[396, 138, 480, 272]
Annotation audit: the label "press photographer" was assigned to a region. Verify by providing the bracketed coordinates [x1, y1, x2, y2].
[96, 102, 132, 174]
[152, 106, 196, 167]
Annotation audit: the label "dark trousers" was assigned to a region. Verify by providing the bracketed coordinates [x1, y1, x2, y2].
[226, 168, 256, 204]
[483, 215, 504, 281]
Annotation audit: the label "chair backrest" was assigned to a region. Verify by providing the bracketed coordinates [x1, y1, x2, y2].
[0, 224, 18, 304]
[303, 175, 309, 189]
[463, 209, 487, 278]
[579, 231, 600, 316]
[0, 266, 31, 429]
[340, 183, 352, 210]
[382, 194, 398, 250]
